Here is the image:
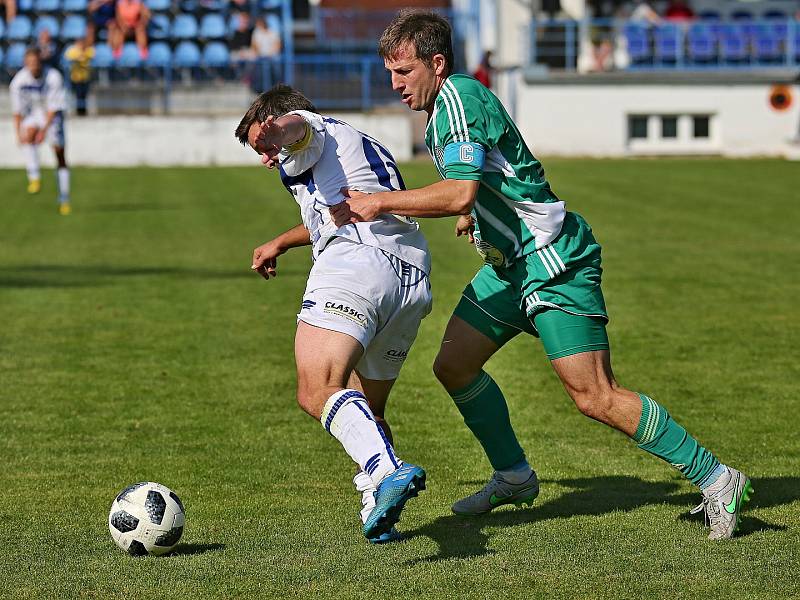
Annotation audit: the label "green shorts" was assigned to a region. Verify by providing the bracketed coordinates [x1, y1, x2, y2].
[454, 212, 610, 360]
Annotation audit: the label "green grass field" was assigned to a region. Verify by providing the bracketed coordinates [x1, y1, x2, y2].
[1, 160, 798, 599]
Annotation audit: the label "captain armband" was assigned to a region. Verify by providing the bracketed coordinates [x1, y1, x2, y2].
[283, 120, 314, 153]
[443, 142, 486, 169]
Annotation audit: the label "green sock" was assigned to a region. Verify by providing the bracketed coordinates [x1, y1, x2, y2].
[633, 394, 720, 487]
[449, 371, 526, 471]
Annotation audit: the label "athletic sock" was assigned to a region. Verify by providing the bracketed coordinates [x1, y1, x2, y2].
[321, 389, 401, 486]
[497, 458, 534, 484]
[449, 370, 527, 471]
[632, 394, 721, 488]
[22, 144, 40, 181]
[57, 167, 70, 202]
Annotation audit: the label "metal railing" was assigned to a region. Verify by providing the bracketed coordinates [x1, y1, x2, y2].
[527, 18, 800, 71]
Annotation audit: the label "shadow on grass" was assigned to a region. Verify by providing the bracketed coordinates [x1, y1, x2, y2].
[169, 543, 226, 556]
[403, 475, 799, 563]
[0, 264, 255, 288]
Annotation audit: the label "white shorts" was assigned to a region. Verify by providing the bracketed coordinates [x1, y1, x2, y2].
[297, 238, 432, 380]
[22, 110, 65, 147]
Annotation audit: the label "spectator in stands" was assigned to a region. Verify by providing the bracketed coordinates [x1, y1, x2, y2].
[251, 16, 282, 90]
[230, 11, 255, 61]
[665, 0, 695, 21]
[1, 0, 17, 24]
[112, 0, 150, 59]
[228, 0, 251, 13]
[65, 36, 94, 116]
[37, 28, 59, 68]
[472, 50, 493, 89]
[620, 0, 661, 23]
[88, 0, 118, 46]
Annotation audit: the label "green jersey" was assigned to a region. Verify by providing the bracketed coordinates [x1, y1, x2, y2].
[425, 74, 565, 267]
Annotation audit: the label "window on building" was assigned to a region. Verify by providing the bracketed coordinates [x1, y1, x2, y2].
[629, 115, 648, 139]
[693, 115, 710, 138]
[661, 116, 678, 139]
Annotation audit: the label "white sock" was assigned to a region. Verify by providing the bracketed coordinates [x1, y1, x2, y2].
[321, 389, 401, 486]
[57, 167, 70, 201]
[22, 144, 40, 181]
[353, 471, 376, 524]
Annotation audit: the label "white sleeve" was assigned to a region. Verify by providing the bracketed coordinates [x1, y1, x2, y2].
[278, 110, 326, 176]
[45, 70, 67, 113]
[9, 75, 22, 115]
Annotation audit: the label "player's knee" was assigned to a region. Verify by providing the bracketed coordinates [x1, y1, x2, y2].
[295, 386, 320, 419]
[432, 354, 465, 390]
[571, 387, 616, 423]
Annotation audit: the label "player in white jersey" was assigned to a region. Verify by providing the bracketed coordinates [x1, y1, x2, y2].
[235, 85, 429, 543]
[9, 47, 72, 215]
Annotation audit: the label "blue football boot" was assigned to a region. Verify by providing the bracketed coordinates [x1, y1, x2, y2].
[362, 463, 426, 540]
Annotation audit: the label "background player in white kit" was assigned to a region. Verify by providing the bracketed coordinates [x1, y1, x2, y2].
[9, 47, 72, 215]
[235, 85, 430, 543]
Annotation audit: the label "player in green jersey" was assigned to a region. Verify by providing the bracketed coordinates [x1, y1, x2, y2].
[331, 10, 751, 540]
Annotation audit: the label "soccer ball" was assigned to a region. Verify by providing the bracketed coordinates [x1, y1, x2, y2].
[108, 482, 185, 556]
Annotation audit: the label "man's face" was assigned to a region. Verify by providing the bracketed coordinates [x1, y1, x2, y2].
[247, 122, 266, 155]
[25, 53, 42, 78]
[384, 42, 446, 114]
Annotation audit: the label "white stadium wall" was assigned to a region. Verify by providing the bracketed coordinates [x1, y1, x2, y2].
[0, 112, 413, 168]
[506, 72, 800, 158]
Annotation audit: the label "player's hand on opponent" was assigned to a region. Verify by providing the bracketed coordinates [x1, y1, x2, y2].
[255, 115, 284, 169]
[455, 215, 475, 244]
[33, 130, 46, 145]
[330, 188, 378, 226]
[251, 239, 286, 281]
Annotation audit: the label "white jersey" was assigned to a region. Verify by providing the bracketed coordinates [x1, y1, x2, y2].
[278, 110, 431, 274]
[9, 67, 66, 119]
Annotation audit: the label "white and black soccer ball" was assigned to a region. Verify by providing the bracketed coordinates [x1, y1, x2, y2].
[108, 482, 185, 556]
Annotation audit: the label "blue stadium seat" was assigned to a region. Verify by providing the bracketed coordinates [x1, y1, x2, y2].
[5, 43, 27, 69]
[92, 43, 114, 68]
[200, 14, 226, 39]
[687, 24, 716, 62]
[266, 14, 281, 33]
[731, 10, 753, 21]
[118, 42, 141, 67]
[171, 14, 199, 40]
[0, 47, 4, 68]
[7, 16, 33, 41]
[698, 10, 720, 20]
[623, 23, 650, 63]
[719, 26, 748, 62]
[149, 13, 171, 40]
[752, 31, 783, 62]
[202, 41, 229, 66]
[653, 24, 680, 63]
[173, 40, 200, 67]
[60, 15, 87, 41]
[34, 0, 61, 11]
[0, 19, 5, 40]
[199, 0, 225, 11]
[146, 41, 172, 67]
[63, 0, 88, 11]
[260, 0, 282, 8]
[34, 16, 60, 38]
[146, 0, 172, 11]
[16, 0, 34, 11]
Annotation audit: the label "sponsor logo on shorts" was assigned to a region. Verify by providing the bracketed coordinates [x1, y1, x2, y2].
[474, 237, 506, 267]
[301, 300, 316, 311]
[384, 349, 408, 363]
[324, 302, 367, 327]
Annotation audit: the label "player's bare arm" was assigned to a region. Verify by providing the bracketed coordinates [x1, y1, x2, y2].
[251, 223, 311, 280]
[330, 178, 478, 226]
[250, 114, 310, 169]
